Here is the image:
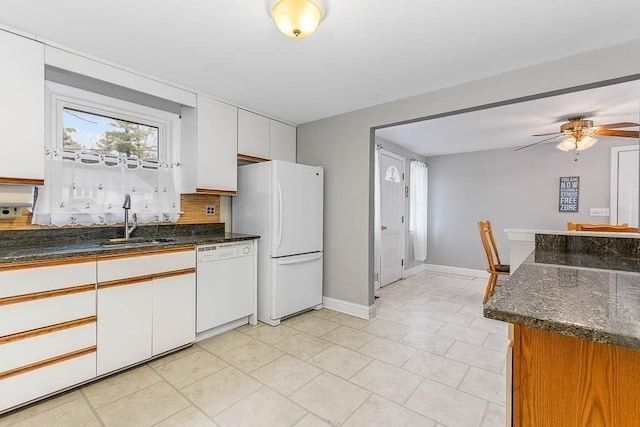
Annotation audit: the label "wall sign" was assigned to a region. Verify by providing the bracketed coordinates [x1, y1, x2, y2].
[559, 176, 579, 212]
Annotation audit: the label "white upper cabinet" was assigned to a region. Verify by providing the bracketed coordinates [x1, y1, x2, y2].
[238, 109, 270, 160]
[269, 121, 296, 162]
[196, 95, 238, 194]
[238, 109, 297, 162]
[0, 30, 44, 184]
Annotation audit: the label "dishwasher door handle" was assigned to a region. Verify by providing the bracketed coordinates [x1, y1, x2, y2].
[275, 253, 322, 265]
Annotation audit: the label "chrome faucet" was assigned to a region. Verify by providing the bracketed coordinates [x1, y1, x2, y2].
[122, 194, 138, 240]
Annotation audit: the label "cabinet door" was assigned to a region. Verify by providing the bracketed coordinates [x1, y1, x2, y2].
[0, 30, 44, 184]
[97, 282, 152, 376]
[196, 95, 237, 193]
[269, 121, 296, 162]
[152, 273, 195, 356]
[238, 109, 270, 160]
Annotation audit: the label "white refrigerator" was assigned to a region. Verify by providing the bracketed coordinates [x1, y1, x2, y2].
[233, 160, 324, 326]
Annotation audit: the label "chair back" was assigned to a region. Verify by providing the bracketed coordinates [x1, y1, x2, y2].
[478, 221, 502, 273]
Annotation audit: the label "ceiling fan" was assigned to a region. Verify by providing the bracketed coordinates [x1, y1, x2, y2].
[515, 116, 640, 152]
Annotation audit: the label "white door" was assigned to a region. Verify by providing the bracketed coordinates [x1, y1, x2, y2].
[153, 272, 196, 355]
[271, 161, 324, 257]
[611, 146, 639, 227]
[97, 282, 153, 376]
[270, 252, 323, 319]
[380, 151, 405, 286]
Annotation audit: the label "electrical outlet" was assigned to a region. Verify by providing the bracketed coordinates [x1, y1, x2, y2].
[589, 208, 610, 217]
[0, 207, 22, 218]
[205, 205, 216, 216]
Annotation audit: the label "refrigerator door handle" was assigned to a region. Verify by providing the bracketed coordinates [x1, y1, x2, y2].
[276, 181, 283, 249]
[275, 253, 322, 265]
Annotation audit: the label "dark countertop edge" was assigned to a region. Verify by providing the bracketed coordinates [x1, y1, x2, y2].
[484, 305, 640, 351]
[0, 233, 260, 265]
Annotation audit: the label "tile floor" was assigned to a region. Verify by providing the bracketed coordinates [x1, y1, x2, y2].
[0, 271, 509, 427]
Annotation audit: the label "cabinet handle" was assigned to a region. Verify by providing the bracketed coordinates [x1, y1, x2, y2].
[381, 225, 388, 230]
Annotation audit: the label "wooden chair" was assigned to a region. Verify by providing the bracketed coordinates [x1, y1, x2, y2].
[478, 221, 510, 304]
[567, 222, 637, 232]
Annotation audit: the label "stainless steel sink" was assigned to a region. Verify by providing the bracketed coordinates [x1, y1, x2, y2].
[101, 237, 177, 247]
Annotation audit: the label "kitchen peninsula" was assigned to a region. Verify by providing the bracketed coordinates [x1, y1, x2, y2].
[485, 232, 640, 426]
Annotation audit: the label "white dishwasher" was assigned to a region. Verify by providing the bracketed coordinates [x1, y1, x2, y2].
[196, 241, 257, 333]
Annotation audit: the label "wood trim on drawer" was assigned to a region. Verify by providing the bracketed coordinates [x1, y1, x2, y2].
[237, 153, 269, 163]
[195, 188, 237, 196]
[0, 177, 44, 186]
[152, 268, 196, 280]
[0, 256, 97, 271]
[0, 284, 95, 307]
[0, 346, 96, 380]
[96, 246, 195, 261]
[98, 267, 196, 289]
[0, 316, 97, 345]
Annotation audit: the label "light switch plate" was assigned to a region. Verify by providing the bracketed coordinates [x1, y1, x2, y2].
[589, 208, 610, 217]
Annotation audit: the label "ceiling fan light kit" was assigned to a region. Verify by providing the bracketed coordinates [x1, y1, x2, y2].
[556, 135, 598, 152]
[272, 0, 324, 39]
[518, 115, 640, 152]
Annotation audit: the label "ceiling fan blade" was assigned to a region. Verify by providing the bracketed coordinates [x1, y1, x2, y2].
[595, 129, 640, 138]
[532, 132, 562, 137]
[596, 122, 640, 129]
[515, 134, 564, 151]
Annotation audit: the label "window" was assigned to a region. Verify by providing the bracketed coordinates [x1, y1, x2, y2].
[63, 108, 159, 161]
[33, 82, 181, 227]
[385, 165, 401, 182]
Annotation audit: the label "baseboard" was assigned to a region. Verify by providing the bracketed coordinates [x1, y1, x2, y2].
[424, 264, 489, 279]
[403, 263, 426, 277]
[322, 296, 375, 320]
[195, 317, 248, 342]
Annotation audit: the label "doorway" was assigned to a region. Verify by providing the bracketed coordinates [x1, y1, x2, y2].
[377, 149, 405, 287]
[611, 146, 639, 226]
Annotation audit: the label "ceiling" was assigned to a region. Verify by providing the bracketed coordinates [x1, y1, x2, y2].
[376, 80, 640, 157]
[1, 1, 640, 125]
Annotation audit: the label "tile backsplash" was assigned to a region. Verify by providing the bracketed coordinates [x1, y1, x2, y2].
[0, 193, 222, 230]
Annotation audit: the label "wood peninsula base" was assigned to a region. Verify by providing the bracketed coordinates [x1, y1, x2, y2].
[513, 325, 640, 426]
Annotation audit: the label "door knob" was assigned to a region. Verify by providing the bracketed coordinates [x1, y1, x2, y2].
[381, 225, 387, 230]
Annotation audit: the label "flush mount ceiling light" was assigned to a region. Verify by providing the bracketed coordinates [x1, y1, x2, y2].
[272, 0, 324, 39]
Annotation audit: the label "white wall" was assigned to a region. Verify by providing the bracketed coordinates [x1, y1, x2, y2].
[425, 139, 638, 271]
[296, 39, 640, 308]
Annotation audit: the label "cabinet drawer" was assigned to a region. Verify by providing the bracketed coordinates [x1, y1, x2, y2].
[0, 290, 95, 336]
[0, 261, 96, 298]
[0, 351, 96, 413]
[0, 321, 96, 373]
[97, 250, 195, 283]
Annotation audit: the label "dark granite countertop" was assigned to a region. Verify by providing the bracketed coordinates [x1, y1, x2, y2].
[0, 223, 259, 265]
[484, 249, 640, 350]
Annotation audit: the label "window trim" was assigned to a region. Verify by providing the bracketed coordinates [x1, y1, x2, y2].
[45, 81, 181, 167]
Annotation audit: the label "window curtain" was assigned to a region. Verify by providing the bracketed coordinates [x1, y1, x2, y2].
[410, 160, 428, 261]
[374, 145, 382, 288]
[32, 149, 180, 226]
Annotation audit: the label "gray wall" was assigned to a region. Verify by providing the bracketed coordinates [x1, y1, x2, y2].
[375, 136, 427, 271]
[296, 39, 640, 308]
[425, 139, 638, 271]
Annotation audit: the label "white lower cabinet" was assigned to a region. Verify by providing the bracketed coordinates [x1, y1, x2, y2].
[152, 273, 196, 356]
[96, 249, 196, 376]
[0, 249, 196, 413]
[0, 352, 96, 413]
[97, 281, 153, 376]
[0, 260, 97, 413]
